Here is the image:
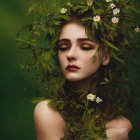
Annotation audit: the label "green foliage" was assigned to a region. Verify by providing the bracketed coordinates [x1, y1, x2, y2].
[15, 0, 139, 139]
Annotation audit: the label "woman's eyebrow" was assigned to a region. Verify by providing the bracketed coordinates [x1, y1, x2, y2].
[77, 38, 94, 42]
[77, 38, 98, 46]
[57, 39, 71, 44]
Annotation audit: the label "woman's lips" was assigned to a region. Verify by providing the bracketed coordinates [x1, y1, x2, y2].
[66, 65, 80, 71]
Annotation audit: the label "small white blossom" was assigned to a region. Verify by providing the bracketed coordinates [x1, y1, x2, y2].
[93, 15, 101, 22]
[87, 0, 93, 6]
[110, 3, 116, 9]
[96, 97, 103, 103]
[105, 0, 112, 2]
[113, 8, 120, 15]
[60, 8, 67, 14]
[112, 17, 119, 23]
[87, 93, 96, 101]
[135, 27, 140, 32]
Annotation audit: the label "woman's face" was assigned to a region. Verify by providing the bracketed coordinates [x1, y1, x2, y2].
[58, 22, 107, 81]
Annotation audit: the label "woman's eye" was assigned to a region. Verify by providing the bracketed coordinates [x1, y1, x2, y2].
[81, 44, 93, 50]
[59, 48, 68, 51]
[58, 44, 69, 51]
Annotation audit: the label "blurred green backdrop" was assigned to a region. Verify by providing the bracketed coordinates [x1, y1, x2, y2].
[0, 0, 139, 140]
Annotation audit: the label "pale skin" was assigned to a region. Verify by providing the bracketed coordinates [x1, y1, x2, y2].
[34, 23, 132, 140]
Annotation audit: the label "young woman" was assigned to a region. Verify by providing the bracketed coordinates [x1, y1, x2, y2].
[16, 0, 139, 139]
[34, 20, 132, 140]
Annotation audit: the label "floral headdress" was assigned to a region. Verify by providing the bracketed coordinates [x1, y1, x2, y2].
[16, 0, 140, 139]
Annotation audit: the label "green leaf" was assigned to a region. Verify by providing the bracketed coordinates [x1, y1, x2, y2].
[73, 5, 85, 11]
[103, 39, 120, 51]
[99, 82, 108, 85]
[128, 6, 140, 14]
[28, 4, 37, 14]
[34, 31, 40, 36]
[15, 38, 37, 48]
[53, 21, 61, 25]
[93, 9, 104, 15]
[113, 54, 125, 63]
[49, 28, 55, 36]
[32, 97, 46, 103]
[88, 108, 95, 114]
[41, 26, 48, 32]
[93, 54, 97, 63]
[103, 22, 116, 31]
[81, 17, 92, 21]
[102, 133, 108, 139]
[94, 22, 98, 30]
[61, 15, 71, 20]
[111, 50, 124, 63]
[78, 7, 89, 15]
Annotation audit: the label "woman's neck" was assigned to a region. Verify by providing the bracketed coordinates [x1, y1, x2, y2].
[66, 74, 98, 94]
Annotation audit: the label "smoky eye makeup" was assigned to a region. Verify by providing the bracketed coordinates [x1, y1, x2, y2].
[57, 38, 98, 51]
[77, 38, 98, 49]
[81, 43, 94, 47]
[57, 39, 71, 50]
[58, 44, 69, 51]
[79, 41, 96, 50]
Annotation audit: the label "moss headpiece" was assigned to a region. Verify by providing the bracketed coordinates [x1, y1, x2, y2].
[16, 0, 140, 139]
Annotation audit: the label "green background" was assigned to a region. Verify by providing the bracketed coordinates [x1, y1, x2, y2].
[0, 0, 139, 140]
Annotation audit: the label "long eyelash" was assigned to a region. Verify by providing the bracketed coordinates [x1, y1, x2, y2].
[58, 48, 69, 51]
[82, 47, 93, 50]
[80, 43, 94, 49]
[58, 44, 67, 49]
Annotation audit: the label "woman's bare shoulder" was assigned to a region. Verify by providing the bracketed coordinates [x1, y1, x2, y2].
[106, 116, 132, 131]
[105, 116, 132, 140]
[34, 100, 65, 126]
[34, 100, 66, 140]
[34, 100, 54, 120]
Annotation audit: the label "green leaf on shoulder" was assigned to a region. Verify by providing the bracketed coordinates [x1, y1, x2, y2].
[32, 97, 46, 103]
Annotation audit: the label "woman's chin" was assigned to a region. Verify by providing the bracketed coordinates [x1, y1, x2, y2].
[65, 73, 96, 83]
[65, 76, 83, 82]
[65, 75, 89, 82]
[66, 78, 81, 82]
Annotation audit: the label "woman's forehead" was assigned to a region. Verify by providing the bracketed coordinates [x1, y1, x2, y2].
[59, 22, 88, 40]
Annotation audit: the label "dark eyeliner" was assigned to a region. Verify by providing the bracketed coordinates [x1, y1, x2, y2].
[58, 43, 69, 51]
[81, 47, 93, 50]
[80, 43, 94, 50]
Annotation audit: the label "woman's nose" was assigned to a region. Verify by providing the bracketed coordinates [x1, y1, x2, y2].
[66, 48, 77, 61]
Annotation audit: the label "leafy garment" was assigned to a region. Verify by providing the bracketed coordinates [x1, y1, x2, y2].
[15, 0, 140, 139]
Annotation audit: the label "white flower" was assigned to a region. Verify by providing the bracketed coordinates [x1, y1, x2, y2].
[87, 93, 96, 101]
[105, 0, 112, 2]
[112, 17, 119, 23]
[60, 8, 67, 14]
[110, 3, 116, 9]
[113, 8, 120, 15]
[87, 0, 93, 6]
[93, 15, 101, 22]
[135, 27, 140, 32]
[96, 97, 103, 103]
